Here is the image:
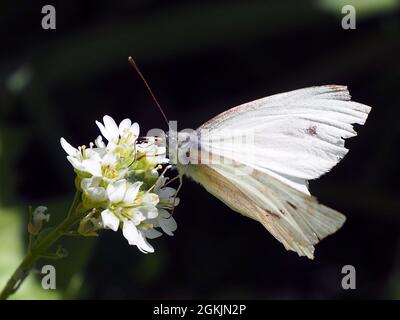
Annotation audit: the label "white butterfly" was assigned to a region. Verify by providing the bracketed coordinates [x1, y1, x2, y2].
[174, 85, 371, 259]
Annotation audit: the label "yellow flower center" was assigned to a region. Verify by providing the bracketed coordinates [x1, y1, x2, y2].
[102, 164, 118, 179]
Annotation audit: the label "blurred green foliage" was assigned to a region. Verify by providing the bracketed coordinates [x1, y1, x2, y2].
[0, 207, 59, 299]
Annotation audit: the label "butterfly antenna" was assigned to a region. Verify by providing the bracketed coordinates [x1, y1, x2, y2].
[128, 56, 169, 126]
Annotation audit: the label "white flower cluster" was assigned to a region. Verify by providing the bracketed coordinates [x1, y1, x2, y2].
[60, 115, 179, 253]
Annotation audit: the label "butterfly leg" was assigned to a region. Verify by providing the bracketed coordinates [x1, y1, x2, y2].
[170, 174, 183, 216]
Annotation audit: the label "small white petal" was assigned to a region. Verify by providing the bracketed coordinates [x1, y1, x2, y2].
[101, 209, 119, 231]
[118, 119, 132, 136]
[67, 156, 84, 171]
[107, 180, 127, 203]
[106, 141, 118, 152]
[80, 178, 92, 191]
[93, 176, 103, 186]
[81, 176, 101, 189]
[159, 212, 177, 236]
[60, 138, 77, 156]
[137, 231, 154, 253]
[130, 122, 140, 138]
[33, 206, 50, 224]
[122, 220, 139, 245]
[95, 135, 106, 148]
[141, 193, 159, 206]
[130, 210, 146, 225]
[33, 206, 48, 215]
[82, 159, 102, 176]
[92, 149, 107, 159]
[143, 206, 159, 219]
[103, 115, 119, 141]
[123, 181, 142, 204]
[91, 189, 106, 202]
[102, 153, 118, 166]
[145, 228, 163, 239]
[85, 149, 102, 162]
[96, 120, 112, 142]
[158, 208, 171, 219]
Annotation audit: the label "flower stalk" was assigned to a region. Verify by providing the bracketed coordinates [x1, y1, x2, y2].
[0, 191, 84, 300]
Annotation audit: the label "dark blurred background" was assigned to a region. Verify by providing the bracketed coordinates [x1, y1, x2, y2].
[0, 0, 399, 299]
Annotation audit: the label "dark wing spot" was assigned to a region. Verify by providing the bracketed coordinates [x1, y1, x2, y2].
[287, 201, 297, 210]
[266, 209, 280, 219]
[306, 125, 317, 136]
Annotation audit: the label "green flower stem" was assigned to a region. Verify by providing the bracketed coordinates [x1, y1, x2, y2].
[0, 191, 84, 300]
